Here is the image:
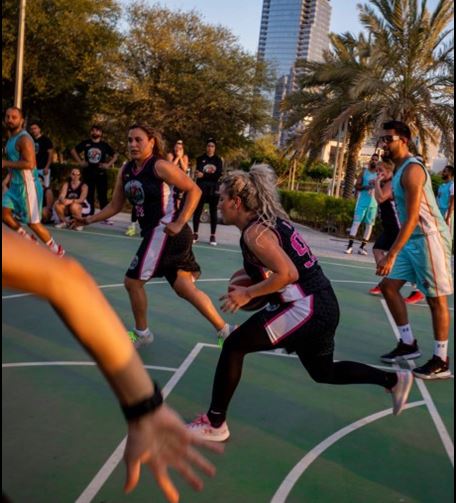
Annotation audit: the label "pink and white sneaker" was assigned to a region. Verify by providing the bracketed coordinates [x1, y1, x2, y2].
[50, 243, 66, 257]
[187, 414, 230, 442]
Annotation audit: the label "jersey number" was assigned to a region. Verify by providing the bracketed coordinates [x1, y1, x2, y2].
[291, 232, 316, 268]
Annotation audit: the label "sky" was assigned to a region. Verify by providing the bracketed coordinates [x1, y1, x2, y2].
[145, 0, 443, 54]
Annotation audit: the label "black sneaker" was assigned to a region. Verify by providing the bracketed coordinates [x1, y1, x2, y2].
[413, 355, 451, 380]
[381, 340, 421, 363]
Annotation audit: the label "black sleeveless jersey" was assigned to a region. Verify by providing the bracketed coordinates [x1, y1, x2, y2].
[122, 156, 177, 234]
[66, 182, 84, 200]
[240, 218, 331, 303]
[378, 198, 401, 235]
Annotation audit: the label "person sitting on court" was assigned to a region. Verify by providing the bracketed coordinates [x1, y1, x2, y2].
[54, 168, 90, 230]
[188, 164, 413, 442]
[3, 228, 223, 503]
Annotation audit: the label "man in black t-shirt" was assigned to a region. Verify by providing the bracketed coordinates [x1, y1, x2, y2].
[29, 121, 54, 188]
[192, 138, 223, 246]
[70, 124, 118, 216]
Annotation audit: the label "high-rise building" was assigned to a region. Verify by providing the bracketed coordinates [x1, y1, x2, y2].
[258, 0, 332, 145]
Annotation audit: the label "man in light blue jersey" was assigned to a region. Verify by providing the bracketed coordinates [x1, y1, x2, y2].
[377, 121, 453, 380]
[2, 107, 65, 256]
[437, 165, 454, 234]
[345, 154, 379, 255]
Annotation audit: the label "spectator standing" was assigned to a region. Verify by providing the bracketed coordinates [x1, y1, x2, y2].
[29, 121, 54, 188]
[167, 139, 190, 210]
[437, 165, 454, 234]
[70, 125, 118, 221]
[192, 139, 223, 246]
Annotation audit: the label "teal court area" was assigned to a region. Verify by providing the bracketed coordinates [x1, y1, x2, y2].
[2, 226, 454, 502]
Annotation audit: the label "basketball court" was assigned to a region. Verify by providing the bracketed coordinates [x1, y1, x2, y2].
[2, 226, 454, 502]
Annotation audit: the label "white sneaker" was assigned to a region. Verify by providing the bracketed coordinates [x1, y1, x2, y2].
[54, 222, 67, 229]
[74, 226, 84, 232]
[128, 330, 154, 349]
[187, 414, 230, 442]
[345, 247, 353, 255]
[390, 370, 413, 416]
[358, 248, 368, 256]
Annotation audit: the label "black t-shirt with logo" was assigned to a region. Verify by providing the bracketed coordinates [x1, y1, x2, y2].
[75, 139, 115, 173]
[34, 135, 53, 170]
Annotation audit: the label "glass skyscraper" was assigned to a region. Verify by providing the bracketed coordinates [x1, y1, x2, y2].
[258, 0, 332, 144]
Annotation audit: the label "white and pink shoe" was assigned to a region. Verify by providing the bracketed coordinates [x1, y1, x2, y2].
[187, 414, 230, 442]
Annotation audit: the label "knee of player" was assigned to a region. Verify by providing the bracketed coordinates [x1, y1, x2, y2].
[124, 276, 139, 292]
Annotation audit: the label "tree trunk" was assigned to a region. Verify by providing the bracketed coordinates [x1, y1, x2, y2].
[342, 126, 367, 199]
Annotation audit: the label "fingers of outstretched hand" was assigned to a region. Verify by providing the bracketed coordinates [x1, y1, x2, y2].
[171, 458, 204, 492]
[153, 467, 180, 503]
[124, 458, 141, 494]
[185, 446, 216, 478]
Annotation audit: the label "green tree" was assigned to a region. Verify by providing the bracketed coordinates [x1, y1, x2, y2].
[284, 0, 454, 198]
[2, 0, 122, 149]
[117, 3, 273, 157]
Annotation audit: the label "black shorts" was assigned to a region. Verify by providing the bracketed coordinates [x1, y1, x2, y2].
[125, 223, 201, 285]
[243, 286, 340, 358]
[373, 231, 398, 252]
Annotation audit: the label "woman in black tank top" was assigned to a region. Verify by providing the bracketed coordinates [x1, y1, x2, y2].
[75, 124, 234, 347]
[54, 168, 89, 228]
[188, 164, 413, 442]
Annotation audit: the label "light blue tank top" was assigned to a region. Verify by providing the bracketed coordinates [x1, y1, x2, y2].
[6, 130, 38, 185]
[437, 181, 454, 213]
[392, 157, 448, 238]
[357, 169, 378, 208]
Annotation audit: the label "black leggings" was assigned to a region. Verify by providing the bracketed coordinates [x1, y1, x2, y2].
[208, 320, 397, 425]
[193, 189, 219, 235]
[86, 171, 108, 215]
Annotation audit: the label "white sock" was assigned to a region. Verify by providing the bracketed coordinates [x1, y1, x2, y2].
[134, 327, 151, 337]
[46, 238, 58, 252]
[398, 324, 415, 345]
[217, 323, 235, 339]
[434, 341, 448, 360]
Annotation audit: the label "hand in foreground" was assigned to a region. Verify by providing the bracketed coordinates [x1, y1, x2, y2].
[68, 215, 90, 229]
[220, 285, 251, 313]
[123, 404, 224, 503]
[162, 220, 184, 237]
[376, 253, 396, 277]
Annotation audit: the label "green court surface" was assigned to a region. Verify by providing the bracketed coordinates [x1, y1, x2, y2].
[2, 227, 454, 502]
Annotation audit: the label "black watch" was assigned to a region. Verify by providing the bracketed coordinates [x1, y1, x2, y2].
[121, 380, 163, 421]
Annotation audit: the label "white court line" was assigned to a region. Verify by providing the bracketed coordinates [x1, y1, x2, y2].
[411, 302, 454, 312]
[75, 342, 211, 503]
[1, 361, 178, 372]
[380, 299, 454, 466]
[271, 400, 426, 503]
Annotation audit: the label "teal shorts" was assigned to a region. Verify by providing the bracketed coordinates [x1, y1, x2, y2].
[388, 234, 453, 298]
[354, 204, 377, 225]
[2, 180, 43, 224]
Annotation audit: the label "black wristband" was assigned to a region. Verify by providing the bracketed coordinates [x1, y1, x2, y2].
[121, 380, 163, 421]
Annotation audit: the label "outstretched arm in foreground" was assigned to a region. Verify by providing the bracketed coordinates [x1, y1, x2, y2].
[2, 228, 222, 502]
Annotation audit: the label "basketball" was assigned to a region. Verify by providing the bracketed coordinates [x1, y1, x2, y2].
[228, 269, 269, 311]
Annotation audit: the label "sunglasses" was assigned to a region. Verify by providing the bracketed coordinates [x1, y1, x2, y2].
[379, 135, 402, 144]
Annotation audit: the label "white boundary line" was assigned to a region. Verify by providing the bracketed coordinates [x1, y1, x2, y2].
[74, 342, 211, 503]
[271, 400, 426, 503]
[1, 361, 178, 372]
[380, 299, 454, 466]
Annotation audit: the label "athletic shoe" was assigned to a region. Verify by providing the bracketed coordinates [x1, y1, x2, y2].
[389, 370, 413, 416]
[369, 285, 382, 296]
[29, 234, 40, 245]
[125, 223, 137, 237]
[102, 219, 114, 225]
[216, 324, 237, 347]
[380, 339, 421, 363]
[53, 244, 66, 257]
[187, 414, 230, 442]
[344, 246, 353, 255]
[404, 290, 426, 304]
[128, 330, 154, 349]
[209, 235, 218, 246]
[74, 226, 84, 232]
[54, 222, 67, 229]
[192, 233, 199, 244]
[413, 355, 451, 380]
[358, 248, 368, 256]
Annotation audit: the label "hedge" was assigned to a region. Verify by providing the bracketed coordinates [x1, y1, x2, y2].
[279, 190, 383, 236]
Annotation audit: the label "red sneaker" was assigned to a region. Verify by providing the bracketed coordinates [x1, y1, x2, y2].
[404, 290, 425, 304]
[369, 285, 382, 296]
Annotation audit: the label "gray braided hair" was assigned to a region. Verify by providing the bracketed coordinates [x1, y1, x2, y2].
[221, 164, 288, 227]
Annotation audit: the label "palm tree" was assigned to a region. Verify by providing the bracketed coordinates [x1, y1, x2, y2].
[284, 0, 454, 198]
